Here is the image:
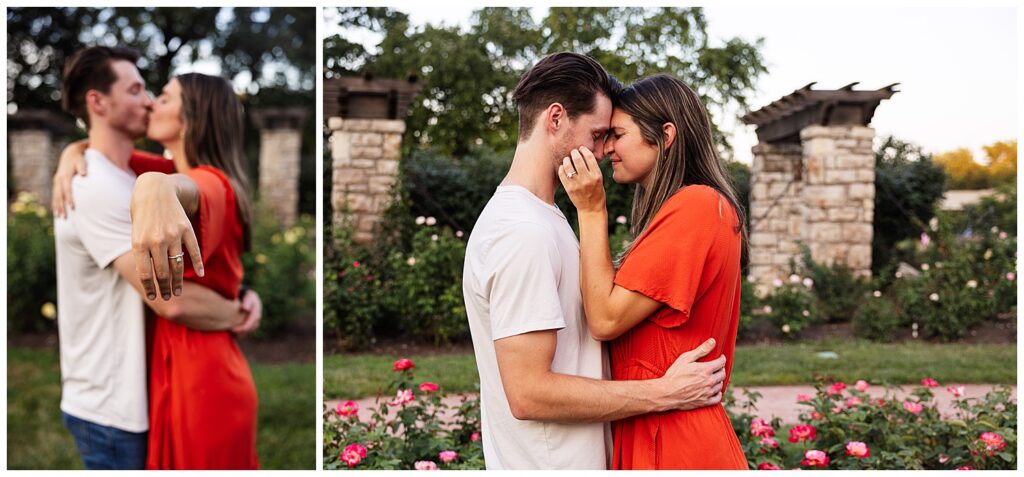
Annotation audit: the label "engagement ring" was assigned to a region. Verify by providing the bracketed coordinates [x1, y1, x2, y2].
[170, 253, 185, 263]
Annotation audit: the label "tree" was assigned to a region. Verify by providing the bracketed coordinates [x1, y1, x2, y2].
[983, 140, 1016, 187]
[324, 7, 767, 157]
[934, 148, 989, 190]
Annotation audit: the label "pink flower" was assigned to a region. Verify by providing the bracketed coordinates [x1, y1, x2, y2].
[419, 382, 439, 393]
[801, 449, 830, 467]
[758, 462, 782, 470]
[1007, 272, 1015, 281]
[947, 386, 965, 397]
[341, 443, 367, 468]
[831, 405, 843, 414]
[845, 441, 870, 458]
[826, 381, 847, 396]
[920, 233, 931, 246]
[903, 401, 923, 414]
[438, 450, 458, 463]
[789, 424, 817, 443]
[393, 358, 415, 371]
[389, 389, 414, 407]
[939, 454, 951, 464]
[352, 261, 361, 268]
[750, 418, 775, 438]
[796, 394, 813, 403]
[810, 411, 823, 420]
[855, 379, 870, 392]
[845, 397, 862, 408]
[336, 400, 359, 417]
[414, 460, 439, 470]
[978, 432, 1006, 454]
[956, 466, 974, 470]
[921, 377, 939, 387]
[759, 437, 779, 450]
[470, 432, 480, 442]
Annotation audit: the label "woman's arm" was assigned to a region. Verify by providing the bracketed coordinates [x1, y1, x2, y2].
[559, 147, 662, 341]
[130, 172, 204, 301]
[52, 139, 90, 218]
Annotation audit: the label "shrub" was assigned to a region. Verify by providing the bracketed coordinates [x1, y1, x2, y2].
[242, 209, 316, 338]
[737, 276, 761, 340]
[760, 276, 819, 339]
[851, 291, 901, 342]
[6, 192, 57, 333]
[798, 248, 868, 323]
[323, 216, 382, 351]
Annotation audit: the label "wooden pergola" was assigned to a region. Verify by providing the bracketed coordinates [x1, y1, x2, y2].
[740, 82, 899, 144]
[323, 74, 422, 120]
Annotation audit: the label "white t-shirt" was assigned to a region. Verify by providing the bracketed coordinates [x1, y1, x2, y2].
[463, 185, 610, 470]
[54, 148, 148, 433]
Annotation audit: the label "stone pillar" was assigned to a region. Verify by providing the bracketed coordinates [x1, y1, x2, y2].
[329, 117, 404, 244]
[7, 110, 74, 206]
[800, 125, 875, 277]
[748, 143, 805, 292]
[252, 108, 309, 226]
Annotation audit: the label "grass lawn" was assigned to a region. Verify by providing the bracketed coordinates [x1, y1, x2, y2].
[324, 340, 1017, 400]
[6, 346, 314, 470]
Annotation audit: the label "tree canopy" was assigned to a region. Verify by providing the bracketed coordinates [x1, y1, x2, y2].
[324, 7, 767, 157]
[933, 140, 1017, 190]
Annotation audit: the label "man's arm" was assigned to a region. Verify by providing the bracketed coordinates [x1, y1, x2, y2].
[112, 252, 242, 330]
[495, 332, 726, 422]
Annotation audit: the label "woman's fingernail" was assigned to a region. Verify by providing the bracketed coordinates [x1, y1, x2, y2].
[174, 288, 182, 296]
[148, 293, 156, 300]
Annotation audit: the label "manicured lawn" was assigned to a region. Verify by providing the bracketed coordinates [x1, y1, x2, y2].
[6, 346, 315, 470]
[324, 340, 1016, 400]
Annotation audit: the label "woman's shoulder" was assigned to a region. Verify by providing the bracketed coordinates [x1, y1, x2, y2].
[189, 165, 234, 192]
[662, 184, 724, 212]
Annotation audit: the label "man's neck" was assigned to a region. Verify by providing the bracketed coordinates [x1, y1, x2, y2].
[501, 140, 559, 205]
[87, 125, 135, 171]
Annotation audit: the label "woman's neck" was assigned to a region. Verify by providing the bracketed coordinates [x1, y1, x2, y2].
[163, 139, 192, 174]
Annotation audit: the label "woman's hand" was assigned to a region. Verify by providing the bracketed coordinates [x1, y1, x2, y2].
[130, 172, 204, 301]
[52, 139, 90, 218]
[231, 289, 263, 337]
[557, 146, 607, 215]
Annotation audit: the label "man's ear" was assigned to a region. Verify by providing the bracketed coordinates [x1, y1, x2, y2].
[545, 103, 566, 134]
[85, 90, 105, 118]
[663, 122, 677, 151]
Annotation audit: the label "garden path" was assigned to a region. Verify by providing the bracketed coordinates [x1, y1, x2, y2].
[326, 384, 1016, 425]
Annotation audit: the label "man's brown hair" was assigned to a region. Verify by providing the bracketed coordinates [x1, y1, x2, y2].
[512, 52, 622, 142]
[61, 46, 141, 126]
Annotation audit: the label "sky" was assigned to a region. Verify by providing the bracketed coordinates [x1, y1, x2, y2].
[327, 5, 1018, 165]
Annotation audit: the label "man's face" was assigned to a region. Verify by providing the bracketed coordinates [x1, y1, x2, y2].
[91, 60, 152, 138]
[553, 93, 613, 167]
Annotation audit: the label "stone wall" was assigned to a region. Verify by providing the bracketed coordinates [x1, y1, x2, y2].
[8, 129, 61, 206]
[748, 125, 875, 289]
[258, 128, 303, 226]
[328, 117, 404, 244]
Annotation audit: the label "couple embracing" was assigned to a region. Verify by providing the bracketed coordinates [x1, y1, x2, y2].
[464, 52, 749, 470]
[51, 45, 261, 469]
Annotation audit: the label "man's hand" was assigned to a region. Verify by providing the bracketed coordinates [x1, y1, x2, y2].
[654, 338, 728, 412]
[130, 172, 204, 301]
[231, 290, 263, 337]
[52, 139, 90, 218]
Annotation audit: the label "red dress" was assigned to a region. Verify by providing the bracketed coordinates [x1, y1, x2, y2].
[130, 152, 259, 469]
[610, 185, 747, 470]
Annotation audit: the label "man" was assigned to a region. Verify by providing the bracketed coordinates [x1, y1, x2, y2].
[462, 52, 728, 470]
[54, 45, 260, 470]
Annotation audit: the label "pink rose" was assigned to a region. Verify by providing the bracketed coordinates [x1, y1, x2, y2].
[845, 441, 870, 458]
[470, 432, 480, 442]
[438, 450, 458, 463]
[341, 443, 367, 468]
[789, 424, 817, 443]
[414, 460, 439, 470]
[758, 462, 782, 470]
[903, 401, 923, 414]
[352, 261, 361, 268]
[759, 437, 779, 450]
[810, 411, 823, 420]
[826, 382, 847, 396]
[939, 454, 951, 464]
[796, 394, 813, 403]
[1007, 272, 1015, 281]
[801, 450, 830, 467]
[750, 418, 775, 438]
[921, 377, 939, 387]
[389, 389, 414, 407]
[336, 400, 359, 417]
[920, 233, 931, 247]
[393, 358, 415, 371]
[831, 405, 843, 414]
[947, 386, 965, 397]
[845, 397, 862, 408]
[855, 380, 870, 392]
[956, 466, 974, 470]
[978, 432, 1006, 454]
[419, 382, 439, 393]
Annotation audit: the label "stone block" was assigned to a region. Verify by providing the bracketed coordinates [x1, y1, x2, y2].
[848, 183, 874, 200]
[377, 159, 400, 175]
[842, 223, 873, 243]
[750, 232, 778, 247]
[333, 167, 368, 186]
[827, 207, 860, 222]
[809, 223, 843, 243]
[369, 175, 396, 194]
[825, 169, 857, 184]
[351, 146, 383, 159]
[351, 132, 384, 147]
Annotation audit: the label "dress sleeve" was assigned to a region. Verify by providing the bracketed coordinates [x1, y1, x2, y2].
[129, 150, 176, 175]
[188, 167, 232, 260]
[613, 186, 722, 328]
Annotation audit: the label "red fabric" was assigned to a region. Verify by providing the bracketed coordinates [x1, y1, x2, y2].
[129, 150, 176, 175]
[610, 185, 747, 470]
[141, 164, 258, 469]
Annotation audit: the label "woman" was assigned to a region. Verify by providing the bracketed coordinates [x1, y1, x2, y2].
[558, 74, 749, 469]
[55, 73, 259, 469]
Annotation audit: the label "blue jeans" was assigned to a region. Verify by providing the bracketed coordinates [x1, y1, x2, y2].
[62, 412, 147, 470]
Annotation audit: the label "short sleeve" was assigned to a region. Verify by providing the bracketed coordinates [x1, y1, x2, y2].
[129, 150, 175, 175]
[484, 222, 567, 340]
[613, 186, 722, 328]
[188, 167, 231, 258]
[69, 175, 133, 268]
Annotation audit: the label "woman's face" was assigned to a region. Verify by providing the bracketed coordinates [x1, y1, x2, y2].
[147, 78, 186, 145]
[604, 108, 659, 186]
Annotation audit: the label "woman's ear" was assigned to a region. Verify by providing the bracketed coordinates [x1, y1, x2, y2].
[662, 122, 677, 151]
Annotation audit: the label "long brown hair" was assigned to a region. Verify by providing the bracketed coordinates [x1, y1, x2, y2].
[176, 72, 253, 250]
[615, 74, 749, 269]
